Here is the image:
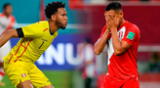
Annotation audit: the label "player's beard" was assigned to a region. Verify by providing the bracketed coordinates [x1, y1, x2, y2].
[56, 20, 66, 30]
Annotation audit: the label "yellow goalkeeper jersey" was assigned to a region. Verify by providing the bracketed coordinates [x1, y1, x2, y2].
[3, 21, 58, 63]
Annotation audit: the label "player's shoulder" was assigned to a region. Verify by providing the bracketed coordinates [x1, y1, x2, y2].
[125, 21, 140, 33]
[101, 25, 107, 33]
[34, 21, 47, 25]
[22, 21, 48, 34]
[38, 21, 48, 24]
[37, 21, 49, 28]
[29, 21, 48, 28]
[10, 15, 16, 20]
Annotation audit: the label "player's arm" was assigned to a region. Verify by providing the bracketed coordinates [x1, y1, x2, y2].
[0, 22, 42, 48]
[109, 15, 134, 56]
[0, 29, 19, 47]
[94, 29, 110, 55]
[110, 27, 131, 56]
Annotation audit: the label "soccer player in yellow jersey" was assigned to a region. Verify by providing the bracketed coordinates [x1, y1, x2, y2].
[0, 2, 68, 88]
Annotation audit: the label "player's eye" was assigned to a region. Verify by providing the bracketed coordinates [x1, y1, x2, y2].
[62, 14, 66, 16]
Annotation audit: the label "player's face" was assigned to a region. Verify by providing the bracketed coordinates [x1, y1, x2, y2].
[104, 10, 123, 26]
[4, 5, 12, 15]
[55, 8, 68, 29]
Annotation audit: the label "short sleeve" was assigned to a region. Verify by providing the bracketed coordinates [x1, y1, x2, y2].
[16, 22, 43, 38]
[100, 25, 107, 37]
[122, 26, 140, 46]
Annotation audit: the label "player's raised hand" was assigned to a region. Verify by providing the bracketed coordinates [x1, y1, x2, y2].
[104, 14, 111, 34]
[108, 15, 121, 30]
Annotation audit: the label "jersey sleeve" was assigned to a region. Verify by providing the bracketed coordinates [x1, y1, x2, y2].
[6, 16, 16, 30]
[16, 22, 43, 38]
[122, 26, 140, 46]
[100, 25, 107, 37]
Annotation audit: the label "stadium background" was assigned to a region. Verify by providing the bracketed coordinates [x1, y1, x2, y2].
[0, 0, 160, 88]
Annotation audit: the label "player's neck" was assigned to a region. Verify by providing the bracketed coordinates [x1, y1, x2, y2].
[3, 12, 10, 18]
[48, 20, 58, 33]
[121, 19, 125, 24]
[118, 19, 125, 28]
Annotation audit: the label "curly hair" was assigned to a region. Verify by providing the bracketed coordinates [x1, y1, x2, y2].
[3, 3, 11, 10]
[45, 2, 65, 19]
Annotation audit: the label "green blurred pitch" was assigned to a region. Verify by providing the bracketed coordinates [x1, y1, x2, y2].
[1, 70, 73, 88]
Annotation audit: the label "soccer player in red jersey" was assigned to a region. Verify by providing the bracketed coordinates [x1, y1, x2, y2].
[94, 2, 140, 88]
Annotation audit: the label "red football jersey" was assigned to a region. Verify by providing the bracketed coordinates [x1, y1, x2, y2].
[100, 21, 140, 80]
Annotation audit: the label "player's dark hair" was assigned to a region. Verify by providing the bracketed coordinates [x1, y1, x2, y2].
[45, 2, 65, 19]
[105, 2, 122, 11]
[3, 3, 11, 10]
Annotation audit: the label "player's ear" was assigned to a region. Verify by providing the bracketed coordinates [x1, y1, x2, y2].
[119, 10, 123, 18]
[104, 11, 108, 22]
[104, 11, 107, 17]
[51, 15, 56, 21]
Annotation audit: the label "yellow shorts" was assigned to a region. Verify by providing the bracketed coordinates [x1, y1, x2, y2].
[4, 61, 51, 87]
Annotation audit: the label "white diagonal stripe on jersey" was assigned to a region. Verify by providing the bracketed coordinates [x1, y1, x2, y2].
[107, 26, 126, 65]
[107, 38, 114, 65]
[118, 26, 126, 40]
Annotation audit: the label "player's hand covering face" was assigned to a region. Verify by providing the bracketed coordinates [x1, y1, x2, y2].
[55, 8, 68, 29]
[108, 14, 121, 29]
[104, 10, 122, 29]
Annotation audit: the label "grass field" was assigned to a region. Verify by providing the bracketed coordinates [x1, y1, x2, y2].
[1, 70, 75, 88]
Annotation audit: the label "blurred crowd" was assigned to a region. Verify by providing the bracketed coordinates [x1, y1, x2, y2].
[0, 3, 16, 86]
